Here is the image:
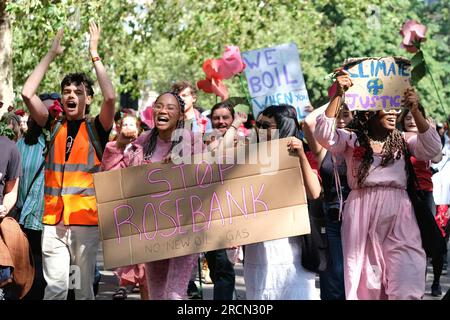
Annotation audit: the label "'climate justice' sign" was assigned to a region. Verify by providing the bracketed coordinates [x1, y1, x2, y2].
[343, 57, 412, 111]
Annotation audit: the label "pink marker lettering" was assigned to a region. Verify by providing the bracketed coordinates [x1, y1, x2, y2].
[158, 200, 178, 238]
[209, 192, 225, 226]
[191, 195, 208, 233]
[142, 202, 158, 240]
[250, 184, 268, 216]
[226, 188, 248, 224]
[147, 168, 172, 198]
[171, 164, 188, 191]
[175, 197, 187, 234]
[196, 162, 213, 189]
[218, 163, 235, 185]
[114, 204, 142, 244]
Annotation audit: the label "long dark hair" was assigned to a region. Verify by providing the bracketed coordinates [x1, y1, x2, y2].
[143, 92, 185, 159]
[346, 111, 406, 186]
[24, 118, 43, 145]
[260, 104, 301, 139]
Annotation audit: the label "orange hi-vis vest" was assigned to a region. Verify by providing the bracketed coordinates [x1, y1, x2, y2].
[43, 121, 101, 225]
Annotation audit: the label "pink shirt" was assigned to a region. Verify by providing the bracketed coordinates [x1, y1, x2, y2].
[314, 114, 442, 190]
[101, 130, 205, 171]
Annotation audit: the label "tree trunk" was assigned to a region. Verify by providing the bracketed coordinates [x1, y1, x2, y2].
[0, 2, 13, 117]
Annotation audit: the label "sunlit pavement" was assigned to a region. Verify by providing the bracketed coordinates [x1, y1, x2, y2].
[96, 243, 449, 300]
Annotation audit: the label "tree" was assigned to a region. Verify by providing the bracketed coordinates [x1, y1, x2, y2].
[318, 0, 449, 119]
[0, 0, 13, 117]
[6, 0, 449, 120]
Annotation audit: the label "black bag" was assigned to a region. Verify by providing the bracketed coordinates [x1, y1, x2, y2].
[405, 155, 447, 258]
[299, 199, 330, 273]
[7, 206, 22, 222]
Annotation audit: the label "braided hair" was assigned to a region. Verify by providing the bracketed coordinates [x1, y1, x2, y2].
[143, 92, 185, 160]
[346, 111, 407, 186]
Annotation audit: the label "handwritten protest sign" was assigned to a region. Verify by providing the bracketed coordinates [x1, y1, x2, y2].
[93, 138, 310, 269]
[242, 43, 310, 120]
[343, 57, 412, 111]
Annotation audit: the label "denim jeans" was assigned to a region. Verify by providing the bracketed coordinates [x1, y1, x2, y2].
[205, 249, 235, 300]
[319, 202, 345, 300]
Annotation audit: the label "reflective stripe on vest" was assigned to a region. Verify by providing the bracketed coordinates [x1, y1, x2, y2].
[44, 186, 96, 197]
[43, 121, 100, 226]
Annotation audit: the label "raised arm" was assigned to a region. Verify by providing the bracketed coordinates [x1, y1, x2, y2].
[208, 112, 248, 152]
[222, 112, 247, 148]
[324, 70, 352, 119]
[404, 88, 442, 160]
[314, 71, 356, 154]
[303, 104, 328, 166]
[21, 29, 64, 127]
[403, 88, 429, 133]
[287, 138, 321, 200]
[89, 21, 116, 131]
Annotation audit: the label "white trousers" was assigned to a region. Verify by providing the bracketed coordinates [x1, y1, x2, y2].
[42, 221, 99, 300]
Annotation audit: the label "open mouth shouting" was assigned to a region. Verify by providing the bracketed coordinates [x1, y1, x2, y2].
[66, 101, 77, 110]
[155, 115, 170, 126]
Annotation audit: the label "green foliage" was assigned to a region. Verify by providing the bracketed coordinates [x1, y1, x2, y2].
[0, 121, 15, 140]
[6, 0, 449, 120]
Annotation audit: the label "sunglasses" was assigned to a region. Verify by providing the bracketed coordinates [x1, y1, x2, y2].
[39, 93, 61, 101]
[380, 108, 403, 115]
[255, 121, 274, 129]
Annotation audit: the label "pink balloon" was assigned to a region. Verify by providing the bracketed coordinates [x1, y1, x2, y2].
[216, 46, 246, 80]
[202, 59, 222, 80]
[197, 77, 229, 101]
[140, 105, 154, 128]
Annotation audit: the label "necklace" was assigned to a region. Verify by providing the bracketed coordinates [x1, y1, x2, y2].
[369, 134, 388, 145]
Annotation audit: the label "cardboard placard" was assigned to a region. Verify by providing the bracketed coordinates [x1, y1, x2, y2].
[242, 43, 310, 120]
[343, 56, 412, 111]
[93, 138, 311, 269]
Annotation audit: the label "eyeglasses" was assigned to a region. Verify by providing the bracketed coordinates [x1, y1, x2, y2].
[380, 108, 403, 115]
[39, 93, 61, 101]
[256, 121, 275, 129]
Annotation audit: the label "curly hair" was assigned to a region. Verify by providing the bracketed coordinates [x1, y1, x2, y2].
[346, 111, 406, 186]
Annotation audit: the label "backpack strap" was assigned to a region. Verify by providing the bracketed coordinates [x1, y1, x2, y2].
[42, 117, 64, 160]
[85, 116, 104, 160]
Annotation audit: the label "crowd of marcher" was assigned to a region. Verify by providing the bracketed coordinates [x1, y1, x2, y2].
[0, 23, 449, 301]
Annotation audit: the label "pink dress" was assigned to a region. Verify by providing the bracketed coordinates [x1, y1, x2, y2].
[314, 114, 442, 300]
[102, 141, 147, 288]
[101, 132, 200, 300]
